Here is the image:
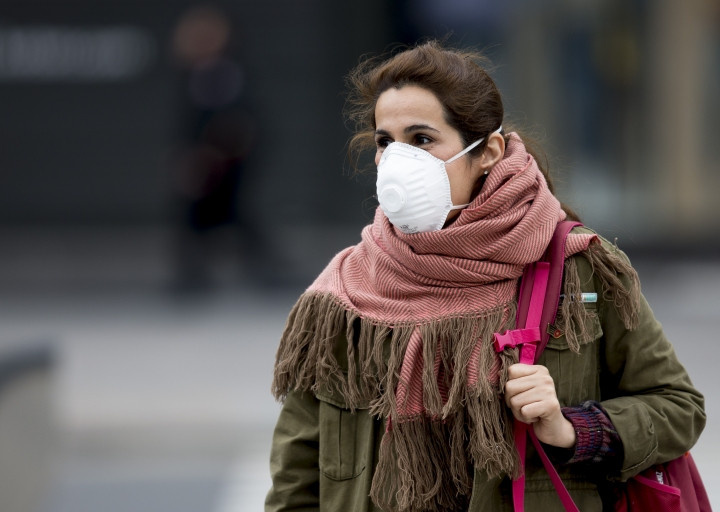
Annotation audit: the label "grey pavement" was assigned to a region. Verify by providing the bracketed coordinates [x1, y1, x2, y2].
[1, 285, 292, 512]
[0, 227, 717, 511]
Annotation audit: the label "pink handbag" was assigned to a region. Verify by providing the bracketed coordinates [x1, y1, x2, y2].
[495, 221, 711, 512]
[615, 452, 711, 512]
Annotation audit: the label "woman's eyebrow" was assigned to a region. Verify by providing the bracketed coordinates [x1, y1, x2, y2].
[404, 124, 440, 134]
[375, 124, 440, 137]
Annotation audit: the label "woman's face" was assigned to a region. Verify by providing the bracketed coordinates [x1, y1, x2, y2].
[374, 85, 486, 224]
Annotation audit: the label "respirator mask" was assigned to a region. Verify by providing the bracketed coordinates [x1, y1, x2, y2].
[376, 127, 502, 234]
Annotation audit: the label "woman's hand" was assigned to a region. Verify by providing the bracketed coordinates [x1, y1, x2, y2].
[504, 363, 576, 449]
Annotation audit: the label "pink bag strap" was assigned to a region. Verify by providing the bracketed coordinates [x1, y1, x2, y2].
[537, 221, 583, 358]
[515, 220, 583, 359]
[529, 429, 579, 511]
[494, 221, 583, 512]
[500, 262, 548, 511]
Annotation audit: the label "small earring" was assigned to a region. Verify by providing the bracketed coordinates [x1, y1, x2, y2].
[483, 169, 489, 175]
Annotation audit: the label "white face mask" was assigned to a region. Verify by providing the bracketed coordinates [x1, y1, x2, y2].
[376, 127, 501, 234]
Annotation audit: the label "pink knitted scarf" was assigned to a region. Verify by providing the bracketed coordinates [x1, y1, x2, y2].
[272, 134, 600, 511]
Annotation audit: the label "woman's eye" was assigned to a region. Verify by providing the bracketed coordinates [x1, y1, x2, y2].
[414, 134, 432, 146]
[375, 137, 392, 148]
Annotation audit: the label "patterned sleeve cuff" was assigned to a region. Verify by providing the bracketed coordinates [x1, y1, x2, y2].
[560, 401, 622, 465]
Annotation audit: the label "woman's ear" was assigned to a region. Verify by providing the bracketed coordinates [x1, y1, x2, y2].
[479, 132, 505, 170]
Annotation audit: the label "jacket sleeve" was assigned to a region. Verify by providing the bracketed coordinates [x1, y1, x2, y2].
[265, 390, 321, 512]
[597, 251, 706, 481]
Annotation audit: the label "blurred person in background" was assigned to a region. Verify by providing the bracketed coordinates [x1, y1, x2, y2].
[264, 41, 706, 511]
[169, 4, 257, 291]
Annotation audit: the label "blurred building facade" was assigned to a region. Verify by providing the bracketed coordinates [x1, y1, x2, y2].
[0, 0, 718, 285]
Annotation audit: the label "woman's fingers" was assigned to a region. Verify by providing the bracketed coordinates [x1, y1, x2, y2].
[504, 363, 576, 448]
[504, 364, 557, 419]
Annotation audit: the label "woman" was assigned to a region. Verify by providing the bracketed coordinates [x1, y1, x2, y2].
[265, 41, 705, 512]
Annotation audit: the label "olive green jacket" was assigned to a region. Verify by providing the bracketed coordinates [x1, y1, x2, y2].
[265, 237, 706, 511]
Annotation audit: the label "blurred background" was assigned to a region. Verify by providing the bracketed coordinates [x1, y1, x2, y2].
[0, 0, 718, 510]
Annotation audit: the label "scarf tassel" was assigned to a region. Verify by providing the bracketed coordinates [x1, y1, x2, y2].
[369, 391, 519, 512]
[370, 418, 466, 512]
[558, 241, 641, 352]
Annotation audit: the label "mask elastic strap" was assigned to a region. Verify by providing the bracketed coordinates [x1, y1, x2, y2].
[449, 203, 469, 210]
[445, 125, 503, 164]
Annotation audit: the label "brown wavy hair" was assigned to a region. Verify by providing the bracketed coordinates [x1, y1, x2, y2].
[344, 40, 579, 221]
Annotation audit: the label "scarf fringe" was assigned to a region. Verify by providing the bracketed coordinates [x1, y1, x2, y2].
[271, 293, 348, 402]
[558, 241, 641, 352]
[273, 292, 516, 411]
[369, 364, 519, 512]
[370, 419, 469, 512]
[558, 256, 594, 352]
[272, 292, 519, 509]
